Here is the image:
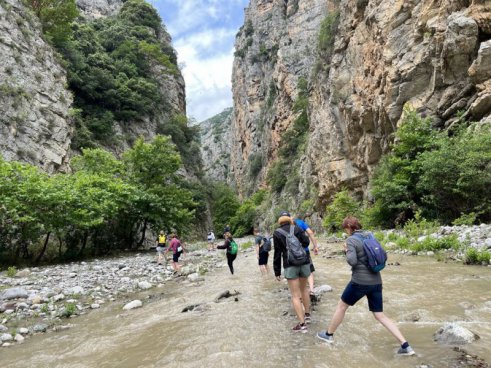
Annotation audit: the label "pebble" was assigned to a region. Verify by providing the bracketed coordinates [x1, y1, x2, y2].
[123, 300, 142, 310]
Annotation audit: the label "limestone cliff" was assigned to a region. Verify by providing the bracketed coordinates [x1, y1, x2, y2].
[0, 0, 73, 172]
[231, 0, 491, 210]
[0, 0, 185, 170]
[199, 107, 234, 182]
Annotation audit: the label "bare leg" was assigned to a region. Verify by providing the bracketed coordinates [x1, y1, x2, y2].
[308, 272, 315, 293]
[327, 300, 350, 334]
[299, 277, 310, 315]
[373, 312, 407, 344]
[288, 278, 306, 323]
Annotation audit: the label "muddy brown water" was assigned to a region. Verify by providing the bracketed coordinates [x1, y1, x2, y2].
[2, 245, 491, 368]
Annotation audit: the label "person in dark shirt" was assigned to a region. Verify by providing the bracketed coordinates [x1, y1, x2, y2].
[273, 211, 311, 333]
[255, 228, 270, 275]
[217, 232, 237, 275]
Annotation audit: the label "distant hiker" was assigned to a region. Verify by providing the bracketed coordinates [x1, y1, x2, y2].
[223, 224, 231, 237]
[207, 230, 216, 251]
[293, 215, 319, 295]
[255, 229, 271, 275]
[165, 233, 185, 274]
[217, 232, 238, 275]
[317, 216, 415, 356]
[273, 211, 311, 333]
[155, 230, 167, 265]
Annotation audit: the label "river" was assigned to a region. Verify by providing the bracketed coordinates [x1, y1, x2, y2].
[2, 243, 490, 368]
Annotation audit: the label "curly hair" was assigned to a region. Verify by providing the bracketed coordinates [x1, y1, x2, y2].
[342, 216, 362, 231]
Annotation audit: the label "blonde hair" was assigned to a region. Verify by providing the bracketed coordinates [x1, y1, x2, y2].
[278, 216, 293, 225]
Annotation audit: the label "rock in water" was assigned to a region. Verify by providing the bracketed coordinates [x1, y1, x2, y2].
[123, 300, 142, 310]
[434, 323, 480, 345]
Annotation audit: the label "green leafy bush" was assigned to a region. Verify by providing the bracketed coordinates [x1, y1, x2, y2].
[369, 107, 491, 227]
[452, 212, 478, 226]
[6, 266, 17, 277]
[61, 302, 77, 318]
[323, 190, 361, 232]
[464, 248, 491, 265]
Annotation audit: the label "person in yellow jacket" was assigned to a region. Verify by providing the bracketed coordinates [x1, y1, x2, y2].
[155, 230, 167, 265]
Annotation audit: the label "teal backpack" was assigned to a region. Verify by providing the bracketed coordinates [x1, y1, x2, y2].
[229, 240, 238, 255]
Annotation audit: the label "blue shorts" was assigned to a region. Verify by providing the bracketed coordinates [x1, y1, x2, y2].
[341, 282, 383, 312]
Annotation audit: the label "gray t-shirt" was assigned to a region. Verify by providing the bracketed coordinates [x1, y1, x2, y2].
[345, 231, 382, 285]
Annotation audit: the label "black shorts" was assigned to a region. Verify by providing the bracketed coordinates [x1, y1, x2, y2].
[258, 251, 269, 265]
[173, 252, 181, 263]
[341, 282, 383, 312]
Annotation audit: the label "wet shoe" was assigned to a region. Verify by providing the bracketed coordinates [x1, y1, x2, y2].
[292, 323, 308, 333]
[304, 313, 312, 324]
[397, 345, 415, 356]
[317, 331, 334, 343]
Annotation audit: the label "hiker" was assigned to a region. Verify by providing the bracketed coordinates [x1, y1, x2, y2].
[317, 216, 415, 356]
[165, 232, 185, 274]
[293, 215, 319, 295]
[223, 224, 231, 237]
[255, 229, 271, 275]
[273, 211, 312, 333]
[217, 231, 238, 274]
[207, 230, 216, 251]
[155, 230, 167, 265]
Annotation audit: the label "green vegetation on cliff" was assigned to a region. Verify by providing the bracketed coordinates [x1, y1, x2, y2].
[28, 0, 179, 150]
[322, 109, 491, 230]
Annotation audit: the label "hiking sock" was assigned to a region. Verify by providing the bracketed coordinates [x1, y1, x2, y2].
[401, 342, 409, 349]
[326, 332, 333, 336]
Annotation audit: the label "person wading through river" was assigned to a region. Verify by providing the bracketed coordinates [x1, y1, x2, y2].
[155, 230, 167, 265]
[217, 232, 238, 275]
[317, 216, 415, 356]
[292, 214, 319, 296]
[164, 232, 185, 274]
[255, 228, 271, 275]
[273, 211, 312, 333]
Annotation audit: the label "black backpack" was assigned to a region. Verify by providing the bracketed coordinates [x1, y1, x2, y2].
[276, 225, 309, 266]
[261, 237, 272, 252]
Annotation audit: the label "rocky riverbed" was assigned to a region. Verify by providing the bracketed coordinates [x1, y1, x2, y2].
[0, 243, 241, 347]
[1, 224, 490, 348]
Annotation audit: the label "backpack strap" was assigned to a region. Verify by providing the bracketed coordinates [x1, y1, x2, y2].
[289, 225, 295, 236]
[276, 228, 289, 237]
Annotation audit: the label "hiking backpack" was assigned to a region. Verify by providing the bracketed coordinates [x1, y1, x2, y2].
[261, 237, 272, 252]
[353, 233, 387, 272]
[229, 240, 238, 255]
[276, 225, 309, 266]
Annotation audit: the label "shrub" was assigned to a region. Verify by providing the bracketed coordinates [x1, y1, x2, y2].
[452, 212, 478, 226]
[6, 266, 17, 277]
[249, 152, 264, 179]
[465, 248, 491, 265]
[402, 212, 440, 239]
[323, 190, 361, 232]
[61, 302, 77, 318]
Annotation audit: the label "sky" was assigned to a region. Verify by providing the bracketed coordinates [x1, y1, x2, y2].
[149, 0, 250, 122]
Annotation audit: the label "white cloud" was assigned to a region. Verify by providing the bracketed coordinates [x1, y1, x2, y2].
[152, 0, 248, 121]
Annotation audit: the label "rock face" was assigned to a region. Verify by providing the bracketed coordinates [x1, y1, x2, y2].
[76, 0, 123, 18]
[230, 0, 491, 205]
[199, 107, 234, 182]
[0, 0, 185, 170]
[0, 0, 73, 172]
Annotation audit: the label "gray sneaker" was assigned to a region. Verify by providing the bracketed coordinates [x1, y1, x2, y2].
[316, 331, 334, 343]
[397, 345, 415, 356]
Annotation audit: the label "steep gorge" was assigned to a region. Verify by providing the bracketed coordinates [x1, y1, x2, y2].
[230, 0, 491, 216]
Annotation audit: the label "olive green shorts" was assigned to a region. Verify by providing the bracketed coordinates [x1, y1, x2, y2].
[284, 264, 311, 280]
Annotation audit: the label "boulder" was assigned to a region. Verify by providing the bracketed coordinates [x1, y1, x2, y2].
[14, 334, 25, 343]
[33, 324, 48, 333]
[1, 333, 13, 342]
[313, 285, 333, 294]
[123, 300, 142, 310]
[15, 269, 31, 278]
[138, 281, 152, 290]
[0, 288, 28, 300]
[434, 323, 480, 345]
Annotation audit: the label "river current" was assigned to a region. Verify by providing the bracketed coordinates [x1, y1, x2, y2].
[2, 244, 490, 368]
